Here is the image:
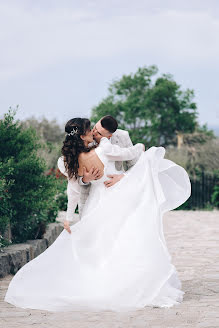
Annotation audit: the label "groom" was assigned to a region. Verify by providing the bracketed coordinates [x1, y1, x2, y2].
[78, 115, 140, 217]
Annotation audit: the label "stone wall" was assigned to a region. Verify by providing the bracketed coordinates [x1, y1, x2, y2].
[0, 223, 63, 278]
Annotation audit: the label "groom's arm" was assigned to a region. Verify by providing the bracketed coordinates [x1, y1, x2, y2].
[100, 137, 144, 161]
[104, 131, 145, 188]
[123, 131, 141, 170]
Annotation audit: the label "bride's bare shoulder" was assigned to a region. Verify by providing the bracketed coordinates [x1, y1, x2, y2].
[78, 148, 104, 177]
[79, 149, 96, 160]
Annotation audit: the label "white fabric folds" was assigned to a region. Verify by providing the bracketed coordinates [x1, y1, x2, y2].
[4, 145, 191, 312]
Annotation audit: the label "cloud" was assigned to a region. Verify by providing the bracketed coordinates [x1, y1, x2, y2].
[0, 1, 219, 81]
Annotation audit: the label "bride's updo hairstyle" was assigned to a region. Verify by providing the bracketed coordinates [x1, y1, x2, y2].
[61, 118, 94, 179]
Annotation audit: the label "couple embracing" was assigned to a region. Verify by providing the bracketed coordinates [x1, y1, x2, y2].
[59, 115, 145, 231]
[5, 115, 191, 312]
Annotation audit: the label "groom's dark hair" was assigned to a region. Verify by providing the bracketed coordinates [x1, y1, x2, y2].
[101, 115, 118, 133]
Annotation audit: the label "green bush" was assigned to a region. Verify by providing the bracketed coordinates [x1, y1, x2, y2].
[211, 171, 219, 208]
[0, 109, 59, 243]
[0, 160, 14, 243]
[56, 179, 68, 211]
[212, 186, 219, 208]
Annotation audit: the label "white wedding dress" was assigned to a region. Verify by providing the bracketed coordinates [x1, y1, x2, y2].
[4, 137, 191, 312]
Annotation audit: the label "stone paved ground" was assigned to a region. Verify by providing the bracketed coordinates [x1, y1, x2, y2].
[0, 210, 218, 328]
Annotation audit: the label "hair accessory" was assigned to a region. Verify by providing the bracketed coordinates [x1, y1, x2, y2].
[67, 127, 79, 136]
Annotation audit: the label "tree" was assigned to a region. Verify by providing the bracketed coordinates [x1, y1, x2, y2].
[146, 74, 198, 145]
[21, 117, 65, 143]
[91, 65, 200, 146]
[21, 117, 65, 169]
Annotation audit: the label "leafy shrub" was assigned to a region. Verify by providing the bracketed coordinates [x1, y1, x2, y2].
[211, 171, 219, 208]
[0, 109, 59, 243]
[0, 160, 14, 244]
[211, 186, 219, 208]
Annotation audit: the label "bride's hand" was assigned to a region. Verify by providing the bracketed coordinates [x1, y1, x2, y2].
[82, 167, 101, 183]
[63, 220, 71, 234]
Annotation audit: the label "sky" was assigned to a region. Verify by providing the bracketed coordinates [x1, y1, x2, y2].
[0, 0, 219, 131]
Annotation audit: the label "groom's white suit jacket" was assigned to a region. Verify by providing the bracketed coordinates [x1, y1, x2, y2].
[58, 129, 141, 221]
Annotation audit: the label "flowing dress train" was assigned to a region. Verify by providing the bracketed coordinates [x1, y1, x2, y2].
[4, 138, 191, 312]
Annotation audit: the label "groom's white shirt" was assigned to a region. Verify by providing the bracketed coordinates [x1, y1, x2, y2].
[57, 129, 141, 221]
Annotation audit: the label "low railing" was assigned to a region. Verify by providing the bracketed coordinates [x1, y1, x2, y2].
[178, 172, 217, 209]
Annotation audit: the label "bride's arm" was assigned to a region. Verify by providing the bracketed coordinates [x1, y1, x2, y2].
[66, 178, 80, 222]
[100, 137, 145, 161]
[57, 157, 79, 232]
[57, 156, 68, 177]
[62, 180, 80, 234]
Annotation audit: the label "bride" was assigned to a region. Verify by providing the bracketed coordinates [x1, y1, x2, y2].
[4, 117, 191, 312]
